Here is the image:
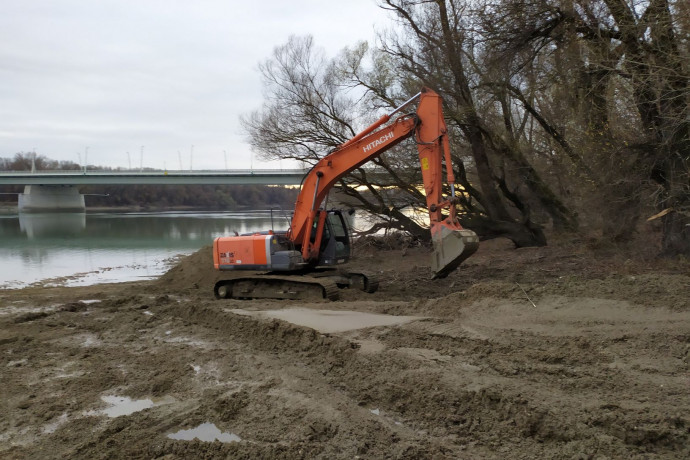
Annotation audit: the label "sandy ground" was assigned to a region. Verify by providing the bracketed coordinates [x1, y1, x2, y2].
[1, 237, 688, 459]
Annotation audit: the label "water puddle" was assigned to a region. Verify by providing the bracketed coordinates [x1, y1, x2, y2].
[78, 333, 101, 348]
[0, 304, 59, 317]
[230, 308, 423, 333]
[167, 422, 241, 443]
[163, 336, 211, 348]
[85, 395, 174, 418]
[42, 413, 69, 434]
[100, 396, 154, 417]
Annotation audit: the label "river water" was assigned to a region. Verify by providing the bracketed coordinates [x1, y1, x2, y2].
[0, 211, 294, 289]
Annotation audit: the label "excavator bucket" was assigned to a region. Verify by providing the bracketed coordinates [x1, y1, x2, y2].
[431, 227, 480, 279]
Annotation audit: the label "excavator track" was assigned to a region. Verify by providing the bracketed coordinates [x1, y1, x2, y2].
[309, 269, 380, 294]
[214, 275, 340, 301]
[344, 271, 379, 293]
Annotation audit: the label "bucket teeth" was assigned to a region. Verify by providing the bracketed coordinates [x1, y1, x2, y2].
[431, 228, 479, 279]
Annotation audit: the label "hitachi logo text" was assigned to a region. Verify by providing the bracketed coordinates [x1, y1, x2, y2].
[362, 132, 395, 153]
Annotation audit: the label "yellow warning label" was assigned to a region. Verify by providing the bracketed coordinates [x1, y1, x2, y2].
[421, 157, 429, 170]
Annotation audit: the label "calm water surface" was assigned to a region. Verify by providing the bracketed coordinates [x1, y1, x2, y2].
[0, 211, 292, 288]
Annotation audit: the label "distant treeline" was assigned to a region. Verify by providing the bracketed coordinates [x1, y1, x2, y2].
[0, 153, 299, 210]
[78, 184, 298, 210]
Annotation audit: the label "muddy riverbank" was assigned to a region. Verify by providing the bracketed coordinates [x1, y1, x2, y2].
[1, 237, 688, 458]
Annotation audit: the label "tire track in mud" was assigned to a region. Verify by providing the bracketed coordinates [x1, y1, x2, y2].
[164, 297, 690, 459]
[3, 292, 688, 459]
[162, 301, 448, 458]
[2, 243, 689, 459]
[17, 297, 447, 459]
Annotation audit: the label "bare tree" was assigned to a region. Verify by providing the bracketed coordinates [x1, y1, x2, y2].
[378, 0, 589, 246]
[479, 0, 689, 254]
[241, 36, 432, 240]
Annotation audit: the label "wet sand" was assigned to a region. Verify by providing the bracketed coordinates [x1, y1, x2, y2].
[1, 238, 688, 458]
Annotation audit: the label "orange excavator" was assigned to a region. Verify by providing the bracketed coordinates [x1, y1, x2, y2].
[213, 87, 479, 300]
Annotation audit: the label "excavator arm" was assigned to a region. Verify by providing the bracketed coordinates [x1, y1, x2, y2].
[288, 87, 478, 277]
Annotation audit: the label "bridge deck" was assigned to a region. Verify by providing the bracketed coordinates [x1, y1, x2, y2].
[0, 170, 308, 186]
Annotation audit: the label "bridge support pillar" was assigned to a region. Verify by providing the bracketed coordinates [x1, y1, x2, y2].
[18, 185, 85, 212]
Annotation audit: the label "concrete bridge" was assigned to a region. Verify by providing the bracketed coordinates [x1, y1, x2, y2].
[0, 169, 308, 212]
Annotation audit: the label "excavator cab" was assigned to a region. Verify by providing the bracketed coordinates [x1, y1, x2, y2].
[316, 210, 351, 266]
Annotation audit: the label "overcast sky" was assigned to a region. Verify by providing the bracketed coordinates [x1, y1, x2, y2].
[1, 0, 390, 170]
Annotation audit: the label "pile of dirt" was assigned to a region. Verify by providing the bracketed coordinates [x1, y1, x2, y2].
[155, 245, 222, 293]
[353, 231, 424, 250]
[154, 236, 689, 308]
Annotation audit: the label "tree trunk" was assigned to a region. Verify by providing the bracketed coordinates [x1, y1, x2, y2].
[600, 182, 641, 242]
[462, 215, 546, 248]
[659, 157, 690, 256]
[434, 0, 546, 247]
[661, 211, 690, 257]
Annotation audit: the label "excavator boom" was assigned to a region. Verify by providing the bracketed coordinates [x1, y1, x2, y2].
[287, 87, 478, 276]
